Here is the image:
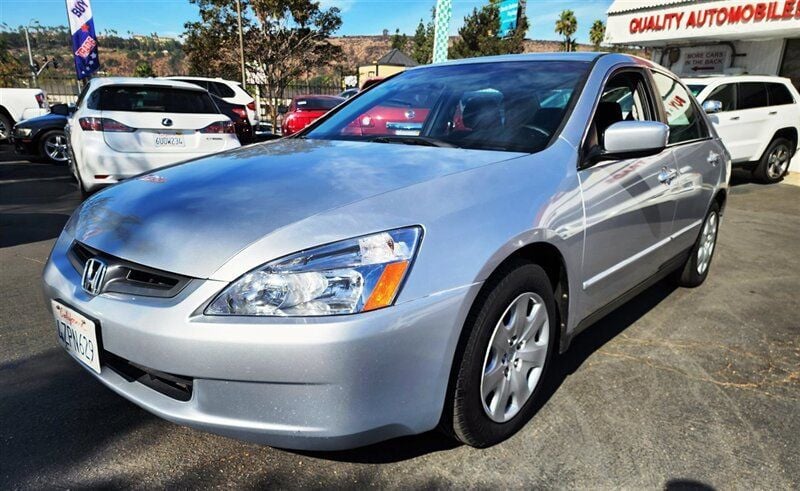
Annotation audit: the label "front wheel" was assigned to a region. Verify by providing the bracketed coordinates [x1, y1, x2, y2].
[675, 202, 720, 288]
[38, 130, 70, 164]
[754, 138, 792, 184]
[446, 261, 556, 447]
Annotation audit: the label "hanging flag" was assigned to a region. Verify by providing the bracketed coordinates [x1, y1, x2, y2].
[65, 0, 100, 80]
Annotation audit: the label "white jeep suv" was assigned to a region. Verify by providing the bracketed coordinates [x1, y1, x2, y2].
[685, 75, 800, 183]
[162, 76, 258, 126]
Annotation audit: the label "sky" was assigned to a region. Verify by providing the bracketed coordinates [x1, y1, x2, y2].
[0, 0, 614, 43]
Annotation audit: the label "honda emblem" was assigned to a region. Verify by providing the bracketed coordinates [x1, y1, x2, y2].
[81, 258, 107, 296]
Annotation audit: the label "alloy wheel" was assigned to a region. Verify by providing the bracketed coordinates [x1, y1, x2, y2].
[696, 211, 718, 275]
[766, 144, 790, 180]
[480, 292, 549, 423]
[44, 133, 69, 163]
[0, 120, 7, 140]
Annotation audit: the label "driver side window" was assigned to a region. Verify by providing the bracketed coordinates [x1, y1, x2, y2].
[585, 71, 654, 153]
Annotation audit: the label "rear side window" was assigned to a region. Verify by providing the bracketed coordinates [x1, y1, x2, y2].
[707, 83, 736, 111]
[651, 71, 708, 144]
[210, 82, 236, 98]
[767, 83, 795, 105]
[89, 86, 220, 114]
[738, 82, 768, 110]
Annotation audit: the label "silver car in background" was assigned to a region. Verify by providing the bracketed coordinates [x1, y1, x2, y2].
[42, 53, 729, 450]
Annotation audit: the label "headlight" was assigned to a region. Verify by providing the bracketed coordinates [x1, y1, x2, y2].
[14, 127, 33, 138]
[206, 226, 422, 316]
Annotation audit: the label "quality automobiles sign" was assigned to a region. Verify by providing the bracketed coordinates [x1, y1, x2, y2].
[629, 0, 800, 34]
[606, 0, 800, 44]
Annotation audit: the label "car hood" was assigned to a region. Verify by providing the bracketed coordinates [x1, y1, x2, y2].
[17, 112, 67, 128]
[69, 138, 522, 278]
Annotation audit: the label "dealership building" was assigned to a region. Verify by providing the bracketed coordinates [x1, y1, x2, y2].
[606, 0, 800, 171]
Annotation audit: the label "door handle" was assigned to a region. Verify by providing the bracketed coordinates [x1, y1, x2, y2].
[729, 116, 740, 121]
[707, 151, 721, 166]
[658, 167, 678, 185]
[769, 111, 778, 115]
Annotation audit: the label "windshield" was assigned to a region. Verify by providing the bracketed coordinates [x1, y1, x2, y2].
[305, 61, 590, 153]
[688, 84, 707, 97]
[89, 86, 220, 114]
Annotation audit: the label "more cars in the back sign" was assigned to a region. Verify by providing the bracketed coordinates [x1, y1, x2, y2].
[686, 75, 799, 183]
[67, 77, 240, 194]
[43, 53, 729, 451]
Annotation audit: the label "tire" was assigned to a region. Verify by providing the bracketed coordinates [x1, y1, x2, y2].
[37, 130, 70, 164]
[675, 202, 720, 288]
[0, 112, 12, 142]
[754, 137, 792, 184]
[71, 159, 92, 199]
[446, 261, 557, 448]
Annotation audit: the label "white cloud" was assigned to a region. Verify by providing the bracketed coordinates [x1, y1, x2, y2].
[319, 0, 357, 13]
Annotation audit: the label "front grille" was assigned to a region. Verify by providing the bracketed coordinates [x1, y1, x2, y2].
[103, 350, 193, 402]
[68, 241, 191, 298]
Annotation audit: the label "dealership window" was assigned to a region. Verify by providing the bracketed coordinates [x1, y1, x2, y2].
[738, 82, 768, 110]
[767, 83, 795, 106]
[707, 84, 736, 112]
[651, 71, 707, 144]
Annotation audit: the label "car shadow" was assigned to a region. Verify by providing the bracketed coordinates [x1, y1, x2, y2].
[0, 212, 70, 248]
[296, 279, 678, 464]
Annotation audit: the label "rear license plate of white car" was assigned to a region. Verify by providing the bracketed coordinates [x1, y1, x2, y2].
[154, 134, 186, 147]
[52, 300, 101, 374]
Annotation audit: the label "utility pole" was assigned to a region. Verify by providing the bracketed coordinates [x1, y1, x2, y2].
[236, 0, 246, 90]
[24, 26, 38, 87]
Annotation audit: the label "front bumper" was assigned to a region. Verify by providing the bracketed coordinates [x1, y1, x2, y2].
[42, 232, 479, 450]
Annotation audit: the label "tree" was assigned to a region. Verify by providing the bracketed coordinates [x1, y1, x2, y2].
[450, 0, 528, 59]
[134, 61, 155, 77]
[589, 20, 605, 50]
[390, 28, 407, 51]
[183, 0, 343, 128]
[411, 17, 434, 64]
[555, 10, 577, 52]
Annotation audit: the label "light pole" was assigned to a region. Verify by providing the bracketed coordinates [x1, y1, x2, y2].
[235, 0, 246, 90]
[24, 21, 38, 87]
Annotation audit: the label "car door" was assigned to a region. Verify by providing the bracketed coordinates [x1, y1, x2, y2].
[651, 70, 722, 255]
[702, 82, 749, 162]
[578, 68, 679, 313]
[732, 82, 772, 162]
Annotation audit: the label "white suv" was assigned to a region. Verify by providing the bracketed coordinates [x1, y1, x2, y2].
[163, 76, 258, 126]
[685, 75, 800, 183]
[67, 78, 240, 194]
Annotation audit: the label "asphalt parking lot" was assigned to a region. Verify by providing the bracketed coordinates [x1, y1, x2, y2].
[1, 144, 798, 489]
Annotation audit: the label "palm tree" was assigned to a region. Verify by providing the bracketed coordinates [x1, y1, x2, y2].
[589, 20, 605, 50]
[555, 10, 577, 52]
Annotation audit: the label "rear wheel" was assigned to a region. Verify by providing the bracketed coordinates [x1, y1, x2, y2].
[446, 261, 556, 447]
[675, 202, 720, 288]
[38, 130, 70, 164]
[754, 137, 792, 184]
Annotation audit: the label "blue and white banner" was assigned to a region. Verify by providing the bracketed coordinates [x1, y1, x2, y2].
[66, 0, 100, 79]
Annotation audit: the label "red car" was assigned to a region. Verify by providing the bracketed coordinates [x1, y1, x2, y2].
[343, 88, 437, 137]
[281, 95, 344, 136]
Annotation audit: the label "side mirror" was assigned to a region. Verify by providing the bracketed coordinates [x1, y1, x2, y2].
[591, 121, 669, 163]
[67, 102, 77, 114]
[277, 105, 288, 115]
[702, 100, 723, 114]
[50, 103, 69, 116]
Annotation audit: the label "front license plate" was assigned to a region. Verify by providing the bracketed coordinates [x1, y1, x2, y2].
[154, 134, 185, 147]
[393, 129, 420, 136]
[52, 300, 101, 374]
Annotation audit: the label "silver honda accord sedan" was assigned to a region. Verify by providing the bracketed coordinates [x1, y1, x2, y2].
[43, 53, 730, 450]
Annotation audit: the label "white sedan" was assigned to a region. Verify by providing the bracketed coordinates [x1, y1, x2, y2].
[67, 77, 240, 194]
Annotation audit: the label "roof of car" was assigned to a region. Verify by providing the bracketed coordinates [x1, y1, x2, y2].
[89, 77, 207, 91]
[162, 76, 238, 84]
[408, 51, 660, 70]
[683, 75, 794, 85]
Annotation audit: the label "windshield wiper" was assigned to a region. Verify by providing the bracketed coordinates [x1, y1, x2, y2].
[370, 136, 457, 148]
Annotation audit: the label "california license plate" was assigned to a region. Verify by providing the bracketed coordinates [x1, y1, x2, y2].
[154, 133, 185, 147]
[52, 300, 101, 374]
